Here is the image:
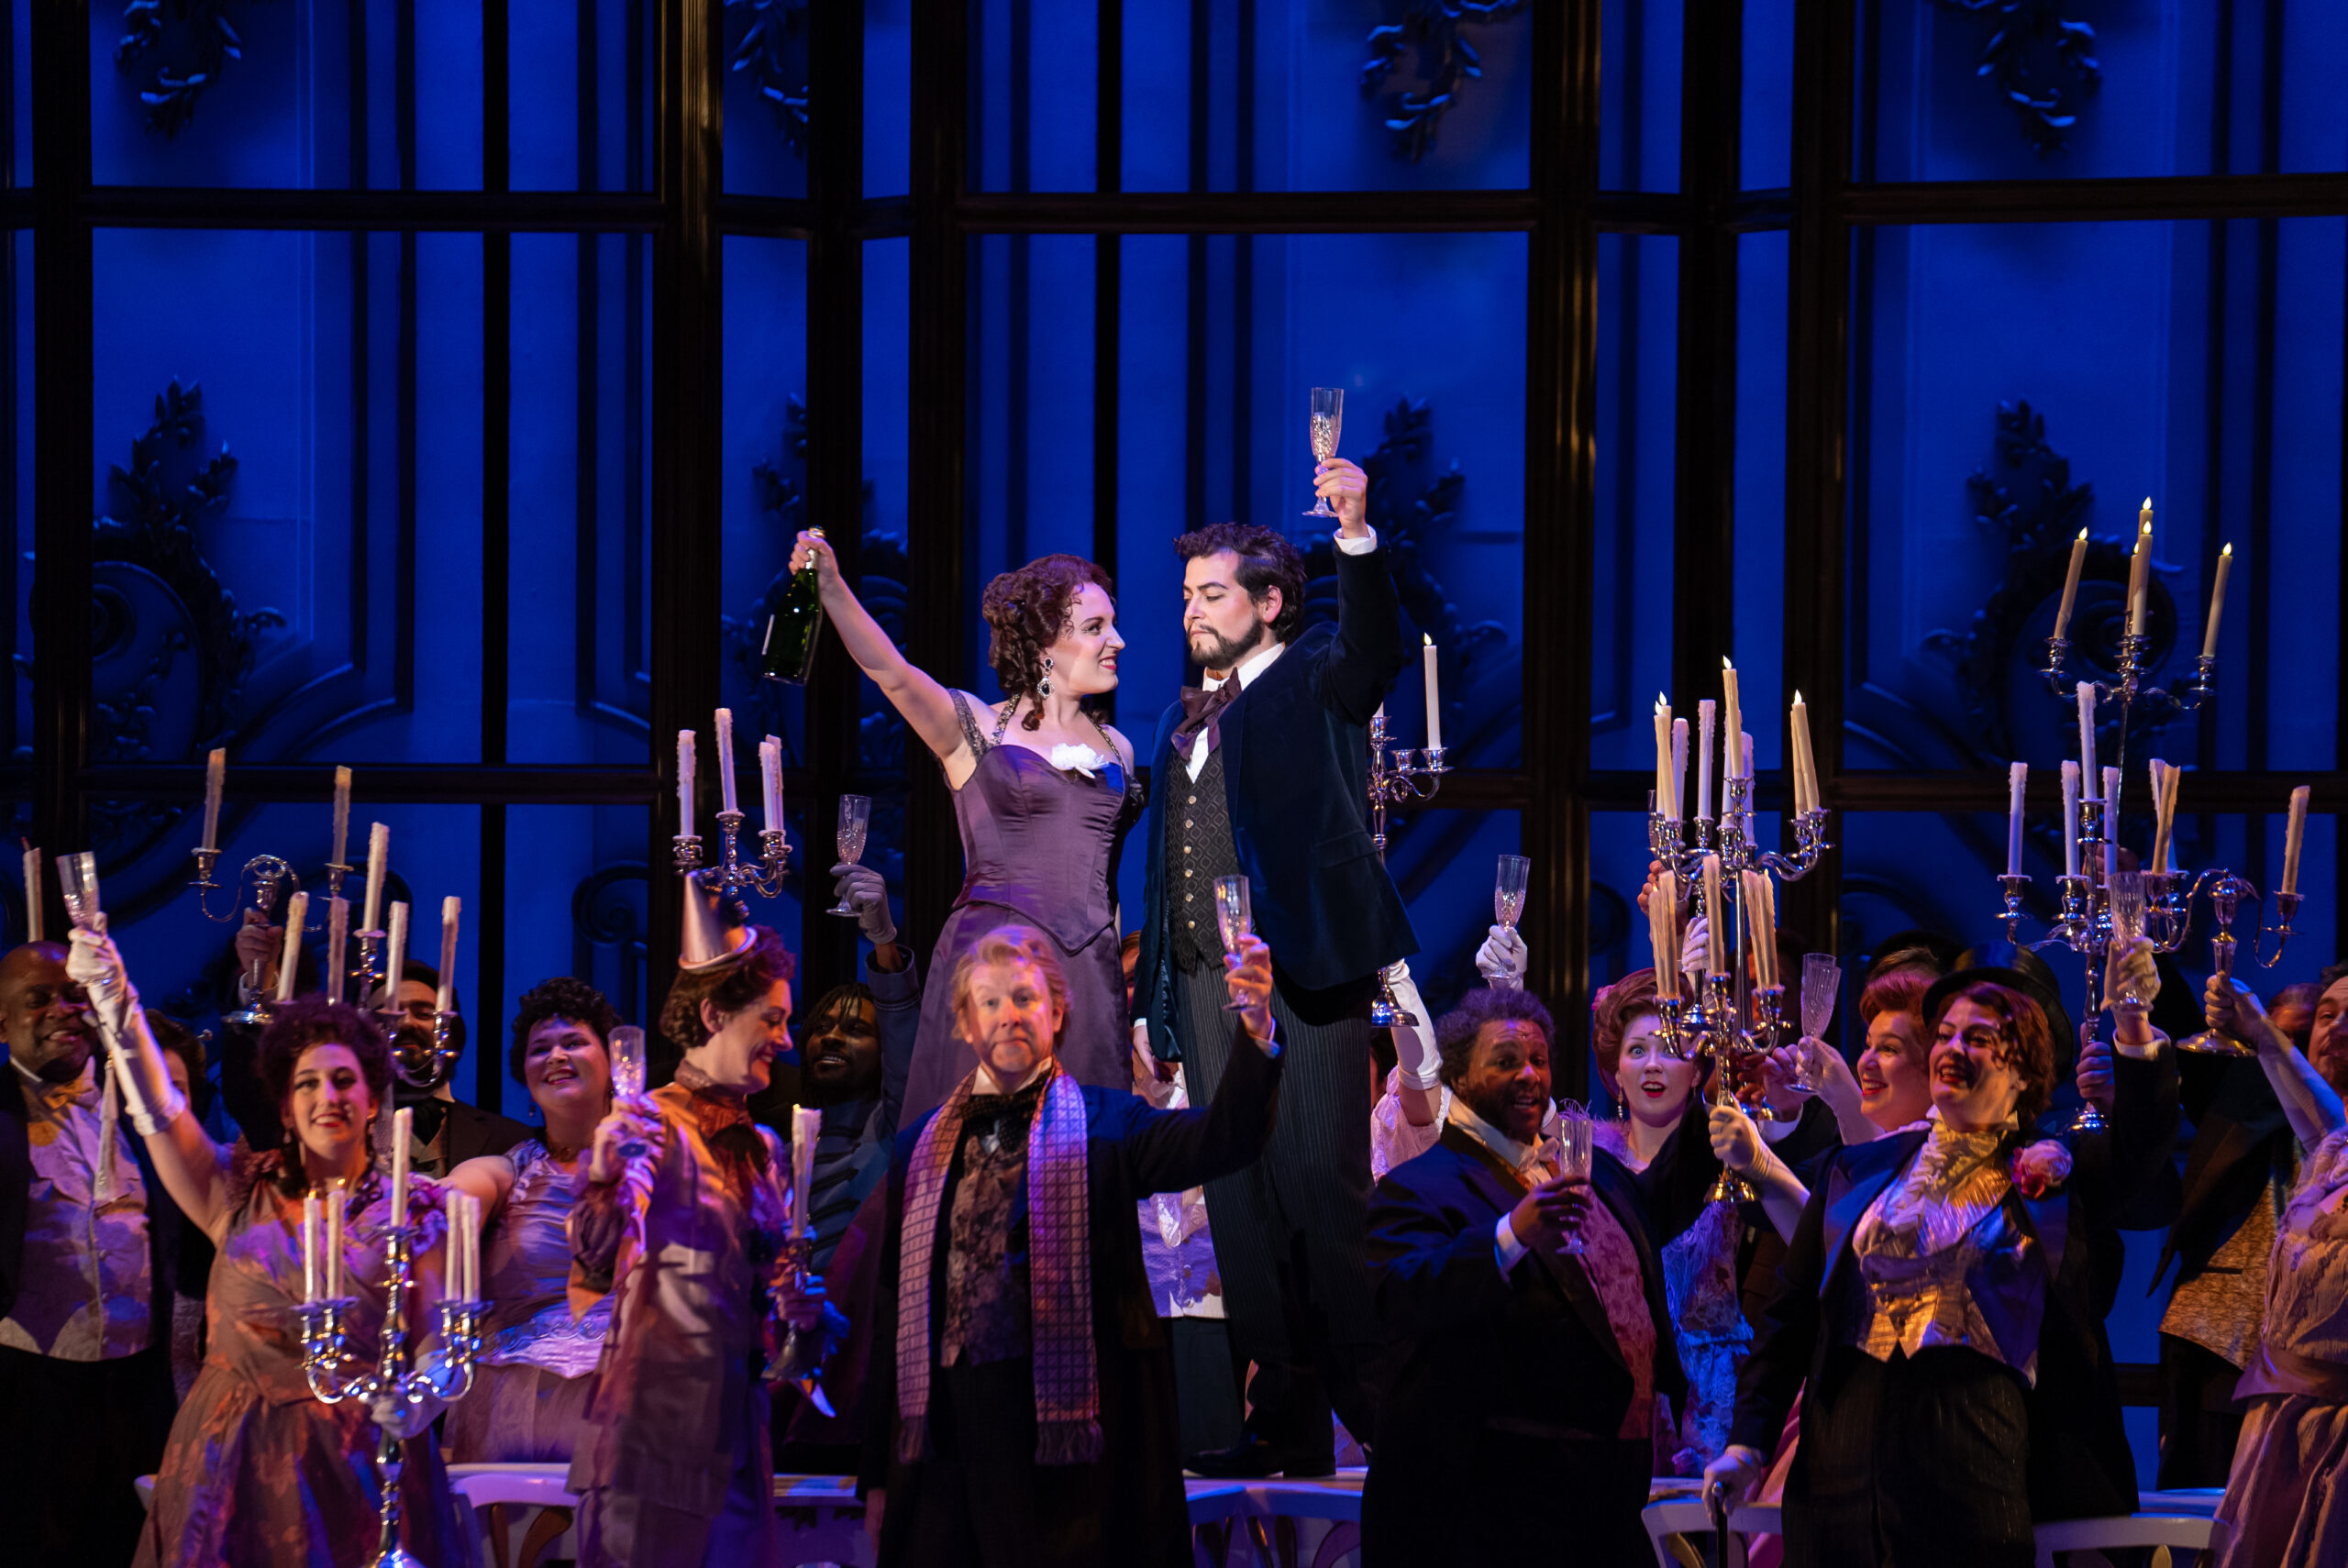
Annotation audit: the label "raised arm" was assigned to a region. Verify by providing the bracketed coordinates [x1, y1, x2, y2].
[64, 929, 236, 1242]
[1311, 459, 1408, 724]
[2207, 975, 2345, 1148]
[792, 529, 973, 772]
[1120, 936, 1284, 1196]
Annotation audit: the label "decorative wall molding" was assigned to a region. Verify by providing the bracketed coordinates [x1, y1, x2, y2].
[1360, 0, 1529, 162]
[112, 0, 272, 138]
[1926, 0, 2102, 157]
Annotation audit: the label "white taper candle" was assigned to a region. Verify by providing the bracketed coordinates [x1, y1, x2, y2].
[436, 897, 460, 1015]
[2061, 762, 2081, 878]
[360, 823, 389, 933]
[201, 748, 227, 852]
[2006, 762, 2028, 877]
[714, 708, 739, 815]
[2281, 785, 2311, 896]
[275, 891, 308, 1002]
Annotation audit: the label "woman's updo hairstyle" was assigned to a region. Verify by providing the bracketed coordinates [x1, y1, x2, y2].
[980, 554, 1114, 730]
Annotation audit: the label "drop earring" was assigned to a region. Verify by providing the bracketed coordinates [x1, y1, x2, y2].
[1037, 655, 1054, 700]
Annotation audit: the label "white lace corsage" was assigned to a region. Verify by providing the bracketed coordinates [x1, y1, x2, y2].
[1047, 744, 1112, 778]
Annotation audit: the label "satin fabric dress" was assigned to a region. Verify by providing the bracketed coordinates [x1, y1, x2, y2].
[444, 1140, 613, 1463]
[567, 1071, 794, 1568]
[2216, 1128, 2348, 1567]
[901, 723, 1144, 1124]
[136, 1148, 471, 1568]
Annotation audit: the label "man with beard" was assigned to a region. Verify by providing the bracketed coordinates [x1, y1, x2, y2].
[225, 907, 528, 1173]
[1134, 454, 1416, 1475]
[1363, 988, 1681, 1565]
[2124, 959, 2348, 1486]
[0, 942, 183, 1566]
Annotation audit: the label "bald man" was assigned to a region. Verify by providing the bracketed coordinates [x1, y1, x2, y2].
[0, 943, 182, 1567]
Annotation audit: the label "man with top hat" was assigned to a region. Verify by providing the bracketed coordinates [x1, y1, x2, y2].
[1134, 456, 1415, 1474]
[861, 922, 1286, 1567]
[568, 883, 836, 1568]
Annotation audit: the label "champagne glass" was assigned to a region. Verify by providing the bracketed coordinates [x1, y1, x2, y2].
[1303, 387, 1344, 517]
[1495, 854, 1531, 930]
[1554, 1107, 1595, 1255]
[826, 794, 872, 916]
[609, 1024, 647, 1101]
[2107, 871, 2148, 1010]
[1214, 876, 1254, 1011]
[55, 852, 102, 933]
[1789, 953, 1841, 1094]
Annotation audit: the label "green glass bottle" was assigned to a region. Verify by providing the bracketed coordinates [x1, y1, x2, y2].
[759, 526, 827, 686]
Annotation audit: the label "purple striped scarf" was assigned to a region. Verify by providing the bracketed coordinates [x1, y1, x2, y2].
[894, 1063, 1102, 1464]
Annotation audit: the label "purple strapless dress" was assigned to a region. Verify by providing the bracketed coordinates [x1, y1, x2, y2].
[901, 739, 1143, 1122]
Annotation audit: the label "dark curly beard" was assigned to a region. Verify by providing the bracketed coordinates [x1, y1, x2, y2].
[1187, 618, 1270, 675]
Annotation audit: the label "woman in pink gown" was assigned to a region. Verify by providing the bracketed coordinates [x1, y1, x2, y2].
[65, 922, 470, 1568]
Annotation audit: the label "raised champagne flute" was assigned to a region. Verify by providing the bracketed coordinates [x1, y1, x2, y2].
[1495, 854, 1531, 930]
[827, 794, 871, 916]
[1214, 875, 1254, 1010]
[2107, 871, 2148, 1010]
[1304, 387, 1343, 517]
[1789, 953, 1841, 1094]
[1554, 1106, 1595, 1255]
[609, 1024, 648, 1101]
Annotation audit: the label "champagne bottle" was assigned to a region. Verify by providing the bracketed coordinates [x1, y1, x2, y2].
[760, 526, 828, 686]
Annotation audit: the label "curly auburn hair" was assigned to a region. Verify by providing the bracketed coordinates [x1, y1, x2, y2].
[1927, 980, 2059, 1128]
[508, 976, 623, 1086]
[980, 554, 1115, 730]
[1434, 987, 1557, 1090]
[1173, 524, 1308, 645]
[1589, 968, 1664, 1084]
[658, 926, 797, 1055]
[254, 998, 393, 1197]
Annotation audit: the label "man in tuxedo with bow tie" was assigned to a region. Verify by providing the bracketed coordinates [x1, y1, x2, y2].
[1363, 990, 1681, 1564]
[1135, 455, 1417, 1475]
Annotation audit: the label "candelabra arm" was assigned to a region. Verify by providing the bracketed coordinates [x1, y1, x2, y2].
[2251, 891, 2305, 970]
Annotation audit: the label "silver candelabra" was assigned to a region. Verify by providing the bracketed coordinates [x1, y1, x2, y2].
[297, 1212, 482, 1568]
[1366, 709, 1449, 1028]
[674, 811, 793, 902]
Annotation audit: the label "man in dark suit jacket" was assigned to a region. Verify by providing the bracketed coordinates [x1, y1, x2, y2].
[860, 922, 1284, 1567]
[1135, 458, 1416, 1474]
[1365, 996, 1683, 1565]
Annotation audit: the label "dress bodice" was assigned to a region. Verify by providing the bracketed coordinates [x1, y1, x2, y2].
[480, 1140, 612, 1376]
[2240, 1129, 2348, 1401]
[947, 702, 1144, 954]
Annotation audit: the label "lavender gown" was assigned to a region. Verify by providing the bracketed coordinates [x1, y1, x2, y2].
[899, 698, 1144, 1123]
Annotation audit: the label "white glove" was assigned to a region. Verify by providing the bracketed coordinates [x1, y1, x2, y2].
[1475, 925, 1527, 990]
[1385, 963, 1441, 1088]
[65, 928, 181, 1135]
[2104, 936, 2160, 1013]
[1681, 913, 1711, 982]
[832, 863, 897, 949]
[64, 925, 137, 1027]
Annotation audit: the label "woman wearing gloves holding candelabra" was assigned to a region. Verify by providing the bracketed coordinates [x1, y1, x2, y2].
[440, 977, 623, 1467]
[2202, 968, 2348, 1568]
[1704, 967, 2143, 1568]
[785, 530, 1141, 1121]
[60, 929, 470, 1568]
[567, 917, 834, 1568]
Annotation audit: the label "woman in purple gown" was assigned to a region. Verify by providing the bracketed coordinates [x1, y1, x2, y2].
[791, 531, 1143, 1121]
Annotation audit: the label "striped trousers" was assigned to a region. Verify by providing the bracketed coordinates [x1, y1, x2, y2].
[1174, 955, 1382, 1448]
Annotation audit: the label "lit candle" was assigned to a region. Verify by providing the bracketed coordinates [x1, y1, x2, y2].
[2051, 529, 2088, 642]
[1789, 692, 1817, 817]
[435, 897, 460, 1015]
[360, 823, 389, 933]
[1721, 659, 1744, 784]
[2060, 761, 2081, 878]
[20, 846, 40, 944]
[326, 1180, 345, 1297]
[388, 1106, 412, 1230]
[329, 767, 353, 869]
[325, 897, 349, 1006]
[302, 1192, 321, 1303]
[1700, 855, 1727, 977]
[714, 707, 740, 816]
[2102, 766, 2122, 876]
[677, 730, 697, 839]
[382, 901, 409, 1010]
[1422, 636, 1442, 752]
[2280, 785, 2311, 896]
[760, 735, 784, 833]
[791, 1106, 820, 1240]
[1671, 718, 1689, 823]
[1696, 701, 1717, 823]
[2126, 508, 2153, 638]
[2006, 762, 2028, 877]
[201, 748, 227, 853]
[1652, 698, 1676, 821]
[275, 891, 308, 1002]
[2076, 681, 2099, 784]
[2200, 544, 2232, 660]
